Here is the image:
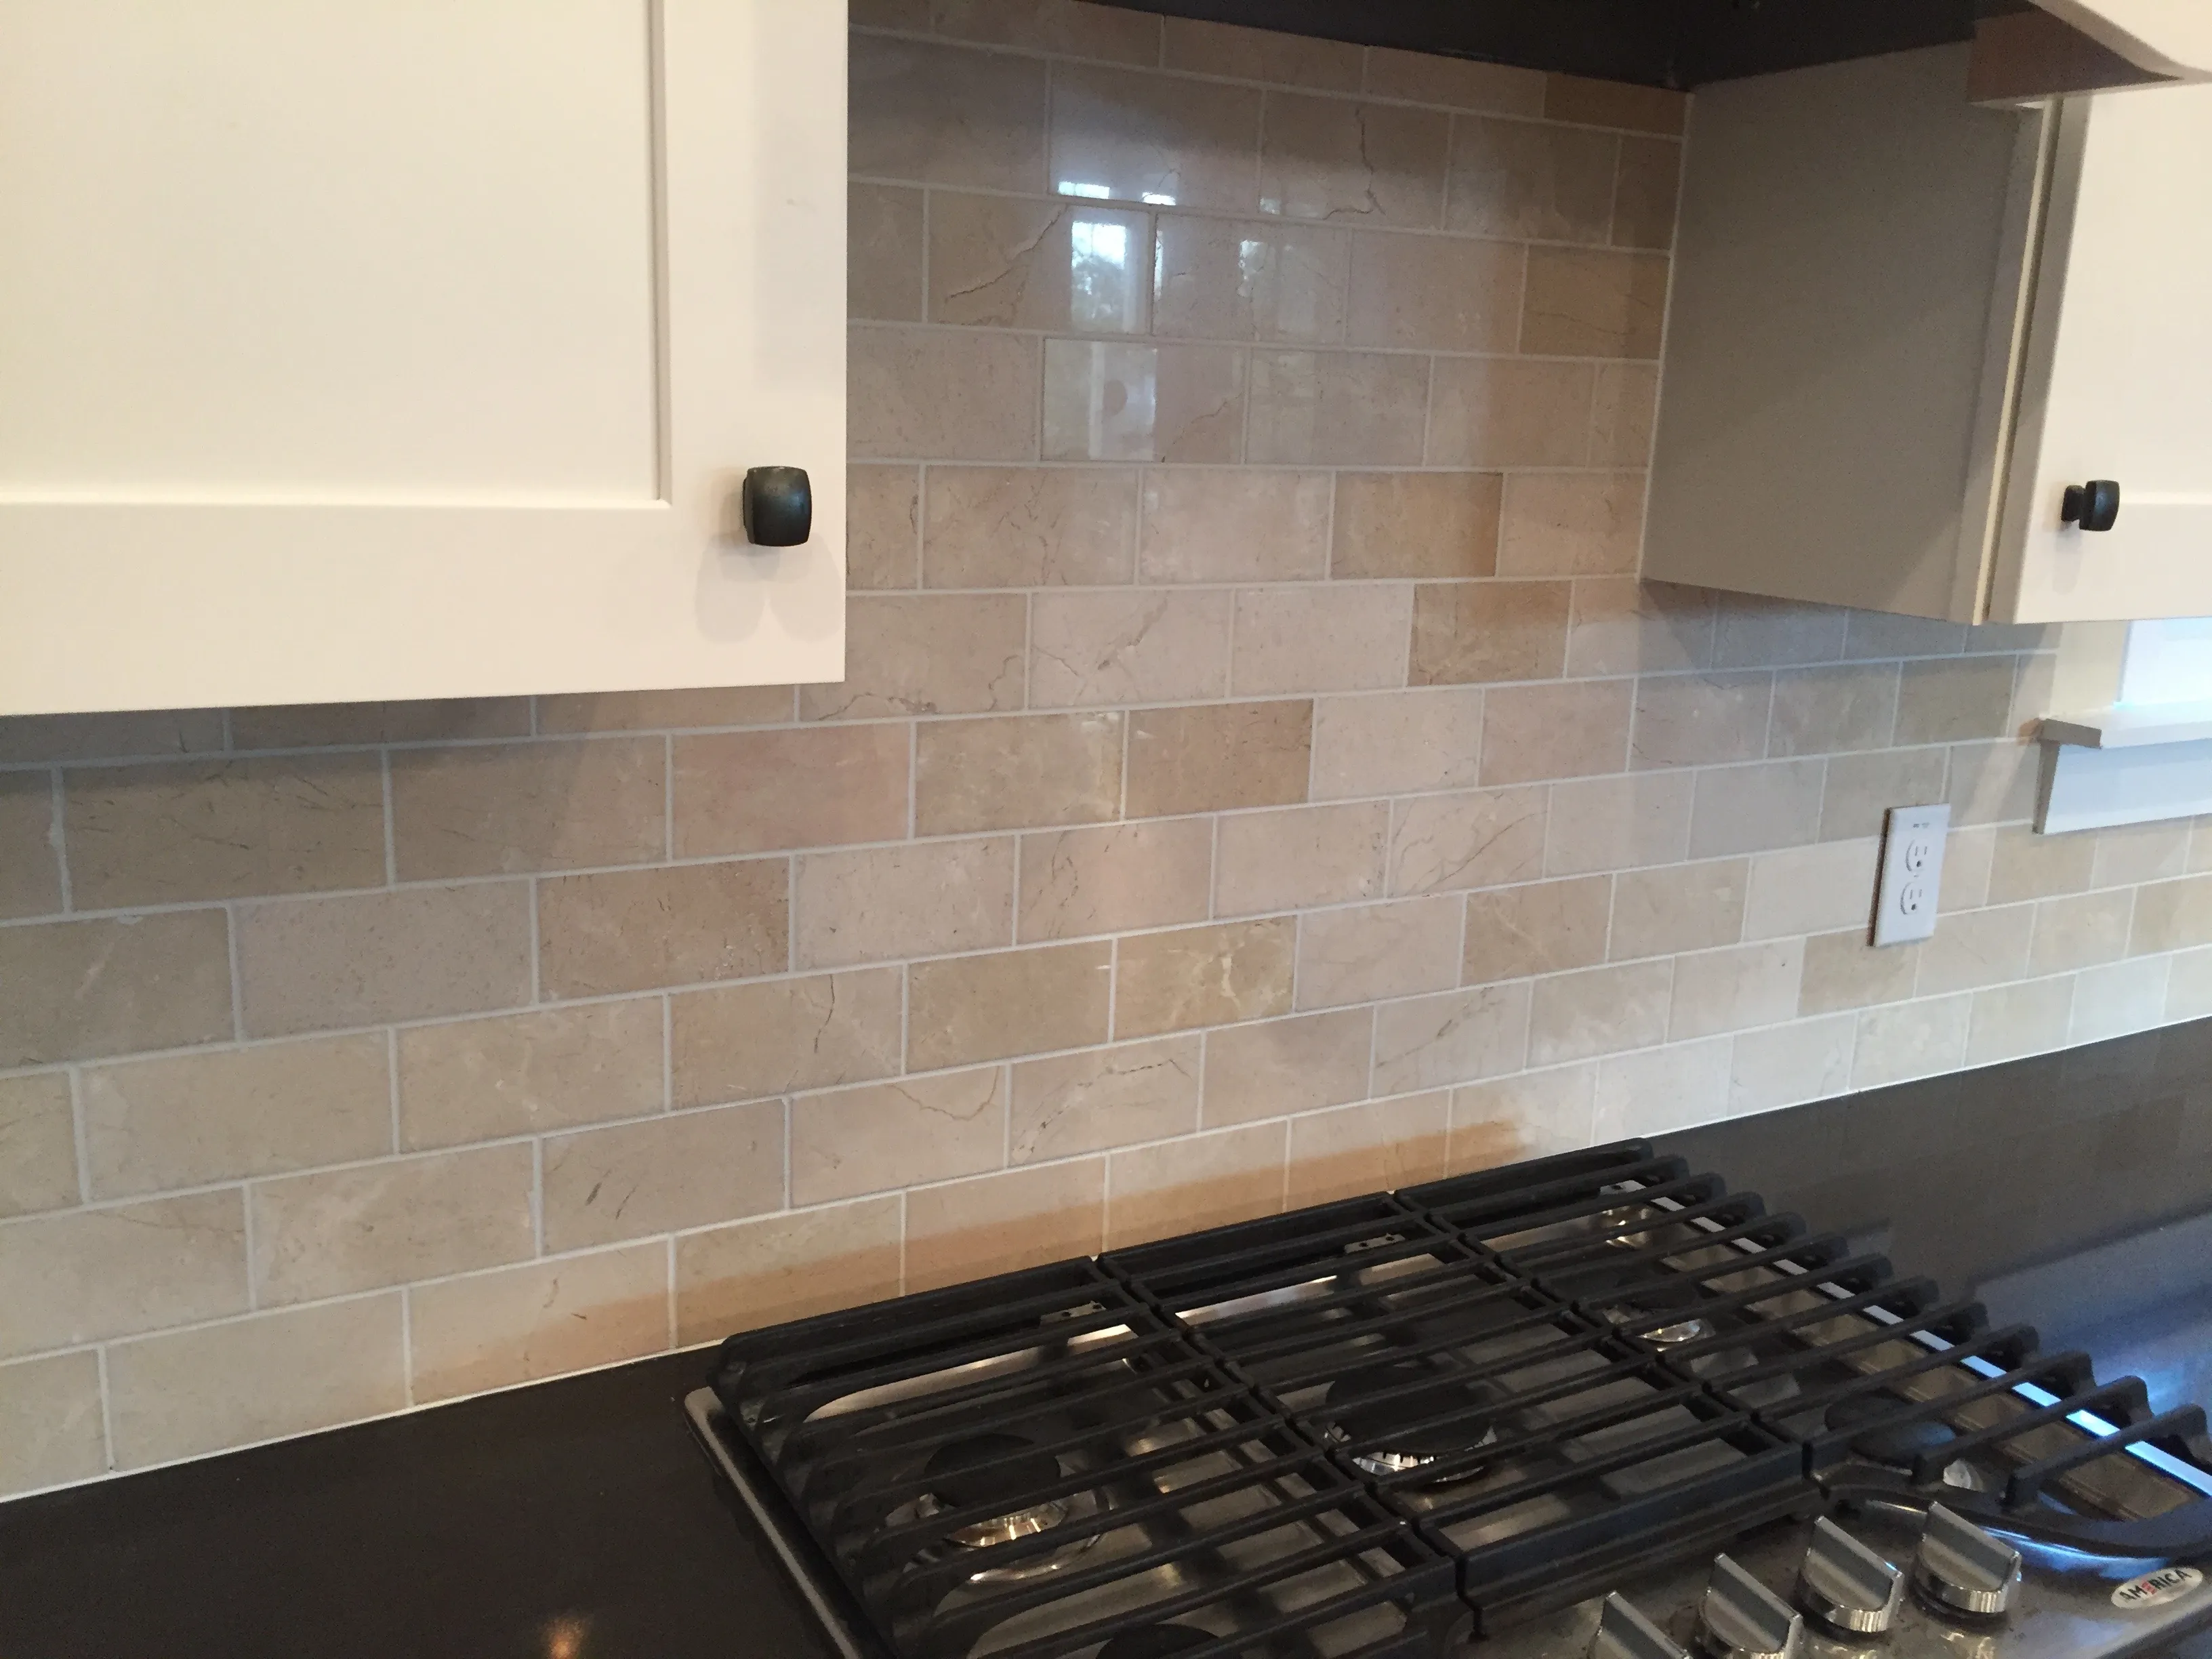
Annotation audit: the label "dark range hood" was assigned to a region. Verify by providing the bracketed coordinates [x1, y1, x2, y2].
[1093, 0, 2038, 89]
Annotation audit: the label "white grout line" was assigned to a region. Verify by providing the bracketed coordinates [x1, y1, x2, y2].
[47, 767, 70, 913]
[95, 1345, 116, 1473]
[68, 1065, 89, 1205]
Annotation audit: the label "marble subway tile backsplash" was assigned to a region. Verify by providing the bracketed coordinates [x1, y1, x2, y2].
[3, 2, 2210, 1496]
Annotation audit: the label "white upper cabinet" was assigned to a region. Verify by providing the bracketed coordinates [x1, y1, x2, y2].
[1644, 45, 2212, 623]
[0, 1, 846, 716]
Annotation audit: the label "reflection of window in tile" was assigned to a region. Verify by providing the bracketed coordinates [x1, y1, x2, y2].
[1044, 340, 1158, 462]
[1141, 192, 1175, 207]
[1057, 180, 1112, 199]
[1068, 213, 1147, 333]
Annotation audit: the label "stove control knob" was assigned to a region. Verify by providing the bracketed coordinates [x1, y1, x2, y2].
[1591, 1592, 1688, 1659]
[1912, 1503, 2022, 1619]
[1696, 1555, 1803, 1659]
[1796, 1516, 1904, 1635]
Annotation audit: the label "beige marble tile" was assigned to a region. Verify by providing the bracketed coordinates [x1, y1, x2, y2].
[1942, 824, 1997, 913]
[802, 592, 1027, 719]
[916, 712, 1124, 836]
[1590, 362, 1663, 466]
[1986, 823, 2095, 904]
[1565, 578, 1713, 676]
[1544, 75, 1686, 136]
[1713, 598, 1850, 670]
[1126, 700, 1311, 817]
[849, 182, 925, 322]
[538, 861, 787, 996]
[850, 35, 1048, 190]
[1162, 16, 1359, 87]
[675, 1197, 903, 1342]
[2073, 957, 2171, 1043]
[541, 1101, 782, 1251]
[1544, 771, 1694, 874]
[923, 466, 1137, 588]
[536, 686, 794, 733]
[1896, 657, 2018, 745]
[849, 325, 1042, 460]
[1364, 49, 1545, 115]
[1742, 839, 1881, 941]
[1610, 858, 1747, 960]
[1115, 920, 1295, 1038]
[1151, 216, 1349, 344]
[1030, 590, 1231, 708]
[929, 194, 1149, 332]
[905, 1159, 1106, 1290]
[1446, 116, 1616, 242]
[1410, 580, 1572, 686]
[1259, 94, 1448, 226]
[1945, 739, 2037, 829]
[1799, 929, 1917, 1015]
[1766, 663, 1899, 758]
[1521, 247, 1668, 356]
[849, 463, 922, 590]
[1499, 472, 1645, 577]
[909, 941, 1111, 1067]
[1285, 1093, 1450, 1207]
[1246, 350, 1428, 464]
[397, 1002, 661, 1151]
[674, 724, 908, 856]
[1967, 977, 2076, 1067]
[1010, 1036, 1202, 1161]
[0, 1351, 105, 1497]
[1465, 875, 1611, 983]
[1729, 1015, 1857, 1115]
[389, 741, 661, 880]
[1452, 1065, 1595, 1162]
[1372, 981, 1530, 1094]
[228, 699, 528, 751]
[253, 1145, 533, 1305]
[1139, 468, 1331, 582]
[67, 757, 386, 907]
[1202, 1008, 1372, 1125]
[1630, 671, 1771, 769]
[107, 1296, 405, 1469]
[1669, 939, 1801, 1039]
[0, 773, 60, 919]
[0, 1191, 245, 1359]
[86, 1034, 390, 1198]
[1043, 339, 1248, 463]
[2130, 874, 2212, 956]
[796, 837, 1014, 968]
[1593, 1038, 1731, 1139]
[1480, 678, 1633, 784]
[1018, 818, 1213, 941]
[1232, 583, 1414, 696]
[1822, 747, 1948, 842]
[1106, 1121, 1286, 1250]
[1842, 611, 1968, 661]
[1687, 759, 1824, 859]
[1215, 802, 1386, 918]
[1853, 994, 1971, 1088]
[1052, 64, 1262, 212]
[0, 1074, 77, 1219]
[1528, 960, 1671, 1065]
[1345, 231, 1523, 351]
[929, 0, 1164, 62]
[409, 1243, 668, 1405]
[1295, 896, 1464, 1010]
[1611, 135, 1682, 249]
[1332, 472, 1500, 579]
[2091, 821, 2192, 888]
[1389, 785, 1547, 896]
[0, 910, 234, 1062]
[1427, 357, 1597, 469]
[0, 707, 226, 764]
[792, 1068, 1005, 1205]
[1311, 689, 1486, 799]
[672, 968, 903, 1109]
[2029, 890, 2133, 976]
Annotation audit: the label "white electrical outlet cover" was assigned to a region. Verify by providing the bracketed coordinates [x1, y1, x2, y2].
[1873, 804, 1950, 947]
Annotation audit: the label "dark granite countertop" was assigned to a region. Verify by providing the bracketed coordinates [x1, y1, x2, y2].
[6, 1017, 2212, 1659]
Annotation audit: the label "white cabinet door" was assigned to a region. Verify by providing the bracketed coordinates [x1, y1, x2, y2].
[0, 1, 845, 715]
[1992, 83, 2212, 621]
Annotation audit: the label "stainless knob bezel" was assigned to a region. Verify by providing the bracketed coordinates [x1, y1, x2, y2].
[1912, 1502, 2023, 1619]
[1696, 1555, 1803, 1659]
[1796, 1515, 1904, 1636]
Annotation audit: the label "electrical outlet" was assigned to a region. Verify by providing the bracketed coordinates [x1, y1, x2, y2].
[1873, 804, 1950, 947]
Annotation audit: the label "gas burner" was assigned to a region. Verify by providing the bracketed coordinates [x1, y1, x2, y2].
[905, 1433, 1102, 1581]
[1324, 1364, 1499, 1479]
[1603, 1277, 1716, 1347]
[1096, 1624, 1216, 1659]
[1824, 1398, 1989, 1492]
[1597, 1204, 1660, 1250]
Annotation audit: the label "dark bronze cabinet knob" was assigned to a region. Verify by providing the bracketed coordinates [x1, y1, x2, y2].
[741, 466, 812, 546]
[2061, 479, 2121, 533]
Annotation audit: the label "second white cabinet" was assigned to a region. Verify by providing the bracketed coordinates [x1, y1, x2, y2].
[1644, 45, 2212, 624]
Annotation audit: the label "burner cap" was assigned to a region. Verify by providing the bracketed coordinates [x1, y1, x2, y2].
[1097, 1625, 1214, 1659]
[1325, 1363, 1492, 1457]
[923, 1433, 1060, 1511]
[1825, 1397, 1958, 1469]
